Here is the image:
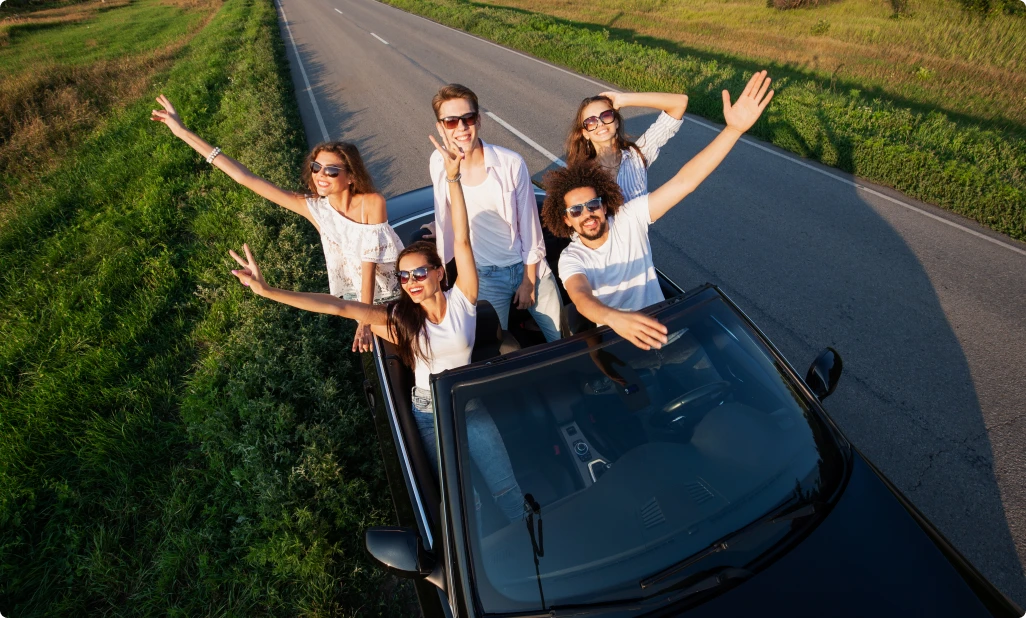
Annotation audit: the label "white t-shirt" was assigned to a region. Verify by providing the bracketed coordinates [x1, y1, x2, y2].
[306, 196, 403, 302]
[462, 174, 521, 268]
[558, 195, 664, 318]
[414, 285, 477, 390]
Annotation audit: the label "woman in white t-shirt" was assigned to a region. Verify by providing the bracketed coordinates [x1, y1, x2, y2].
[150, 95, 402, 353]
[564, 91, 689, 202]
[227, 132, 524, 524]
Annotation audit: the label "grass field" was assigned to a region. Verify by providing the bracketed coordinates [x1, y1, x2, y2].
[479, 0, 1026, 128]
[0, 0, 410, 615]
[382, 0, 1026, 242]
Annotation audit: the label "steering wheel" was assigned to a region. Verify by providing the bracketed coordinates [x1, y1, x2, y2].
[649, 381, 730, 429]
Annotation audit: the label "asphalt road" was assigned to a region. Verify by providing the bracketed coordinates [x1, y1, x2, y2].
[274, 0, 1026, 605]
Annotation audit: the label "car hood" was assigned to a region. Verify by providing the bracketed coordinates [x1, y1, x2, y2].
[671, 451, 1013, 618]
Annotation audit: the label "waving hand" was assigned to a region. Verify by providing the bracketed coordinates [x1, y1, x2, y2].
[722, 70, 774, 134]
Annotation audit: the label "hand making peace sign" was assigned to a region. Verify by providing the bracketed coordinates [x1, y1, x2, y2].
[429, 129, 465, 180]
[228, 244, 267, 295]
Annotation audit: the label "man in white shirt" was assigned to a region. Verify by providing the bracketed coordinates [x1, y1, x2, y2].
[541, 71, 775, 350]
[429, 84, 562, 342]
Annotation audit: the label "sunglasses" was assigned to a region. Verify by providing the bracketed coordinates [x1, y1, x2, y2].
[438, 112, 480, 131]
[310, 161, 346, 178]
[398, 265, 439, 285]
[582, 109, 616, 132]
[565, 196, 603, 218]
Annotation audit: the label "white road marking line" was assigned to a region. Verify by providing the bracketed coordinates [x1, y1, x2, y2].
[275, 0, 329, 141]
[334, 8, 343, 13]
[485, 112, 566, 167]
[371, 32, 389, 45]
[366, 0, 1026, 257]
[369, 0, 606, 89]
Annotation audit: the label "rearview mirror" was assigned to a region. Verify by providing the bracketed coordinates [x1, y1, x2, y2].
[806, 347, 843, 400]
[364, 527, 434, 579]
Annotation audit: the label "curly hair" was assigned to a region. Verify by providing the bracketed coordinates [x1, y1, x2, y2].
[301, 141, 377, 195]
[541, 163, 625, 239]
[564, 95, 646, 169]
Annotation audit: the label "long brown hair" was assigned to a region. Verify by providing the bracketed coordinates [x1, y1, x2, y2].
[387, 241, 445, 368]
[564, 95, 646, 169]
[301, 141, 377, 195]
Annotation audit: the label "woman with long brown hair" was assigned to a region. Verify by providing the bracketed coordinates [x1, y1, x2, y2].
[150, 95, 402, 354]
[226, 132, 525, 524]
[564, 91, 689, 202]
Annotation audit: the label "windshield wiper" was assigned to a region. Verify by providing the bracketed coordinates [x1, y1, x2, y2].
[639, 494, 822, 590]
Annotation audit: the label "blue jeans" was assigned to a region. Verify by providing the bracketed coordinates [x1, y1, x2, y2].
[477, 262, 562, 343]
[412, 388, 524, 523]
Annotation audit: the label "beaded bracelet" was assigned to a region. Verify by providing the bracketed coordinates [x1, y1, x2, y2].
[445, 173, 462, 183]
[206, 147, 222, 164]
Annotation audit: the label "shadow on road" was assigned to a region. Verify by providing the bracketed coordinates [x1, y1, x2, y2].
[278, 21, 400, 192]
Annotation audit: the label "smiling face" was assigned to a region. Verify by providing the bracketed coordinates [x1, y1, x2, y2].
[580, 99, 617, 147]
[398, 251, 445, 303]
[436, 97, 481, 153]
[310, 151, 351, 197]
[563, 186, 609, 243]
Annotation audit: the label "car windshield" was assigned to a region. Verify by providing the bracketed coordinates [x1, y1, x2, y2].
[448, 294, 844, 614]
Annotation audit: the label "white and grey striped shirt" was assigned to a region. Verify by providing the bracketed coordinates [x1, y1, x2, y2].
[616, 111, 684, 202]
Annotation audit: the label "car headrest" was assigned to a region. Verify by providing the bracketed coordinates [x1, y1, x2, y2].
[476, 300, 502, 346]
[473, 300, 520, 362]
[561, 302, 596, 337]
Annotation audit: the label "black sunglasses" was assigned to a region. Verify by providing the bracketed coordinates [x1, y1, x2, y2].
[582, 109, 616, 132]
[438, 112, 480, 131]
[565, 196, 603, 218]
[310, 161, 346, 178]
[398, 265, 439, 285]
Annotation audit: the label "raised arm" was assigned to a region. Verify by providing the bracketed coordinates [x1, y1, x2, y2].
[600, 91, 689, 120]
[229, 244, 389, 331]
[429, 132, 477, 304]
[646, 71, 773, 223]
[564, 274, 668, 350]
[151, 95, 314, 226]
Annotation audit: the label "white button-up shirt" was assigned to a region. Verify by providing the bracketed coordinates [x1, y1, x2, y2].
[430, 140, 550, 277]
[617, 111, 684, 202]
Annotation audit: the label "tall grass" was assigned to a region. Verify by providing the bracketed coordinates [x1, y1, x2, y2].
[381, 0, 1025, 242]
[0, 0, 410, 614]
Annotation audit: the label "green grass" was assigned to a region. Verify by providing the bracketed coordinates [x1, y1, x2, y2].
[0, 0, 410, 615]
[382, 0, 1025, 242]
[0, 0, 211, 67]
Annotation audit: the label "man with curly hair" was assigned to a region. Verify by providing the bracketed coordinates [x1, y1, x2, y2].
[542, 71, 774, 350]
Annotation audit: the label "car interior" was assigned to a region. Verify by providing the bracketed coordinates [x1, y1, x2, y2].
[449, 303, 825, 609]
[379, 201, 690, 535]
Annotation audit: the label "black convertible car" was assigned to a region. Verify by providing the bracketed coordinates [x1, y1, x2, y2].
[359, 187, 1022, 618]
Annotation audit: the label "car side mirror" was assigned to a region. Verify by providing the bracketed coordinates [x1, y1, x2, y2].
[806, 347, 843, 400]
[364, 527, 435, 579]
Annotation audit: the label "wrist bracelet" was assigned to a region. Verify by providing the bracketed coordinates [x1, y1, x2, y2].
[206, 147, 222, 164]
[446, 172, 462, 183]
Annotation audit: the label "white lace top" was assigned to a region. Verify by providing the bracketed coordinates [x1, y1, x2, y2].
[306, 196, 404, 303]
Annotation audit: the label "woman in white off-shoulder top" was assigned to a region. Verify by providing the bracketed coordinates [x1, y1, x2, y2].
[150, 95, 402, 352]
